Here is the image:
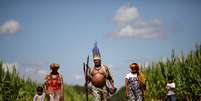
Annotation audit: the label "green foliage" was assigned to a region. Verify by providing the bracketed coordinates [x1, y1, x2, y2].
[112, 44, 201, 101]
[1, 44, 201, 101]
[111, 87, 127, 101]
[65, 85, 93, 101]
[0, 61, 93, 101]
[143, 44, 201, 101]
[0, 61, 36, 101]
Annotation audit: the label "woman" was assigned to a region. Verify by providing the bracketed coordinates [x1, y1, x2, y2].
[125, 63, 146, 101]
[44, 63, 64, 101]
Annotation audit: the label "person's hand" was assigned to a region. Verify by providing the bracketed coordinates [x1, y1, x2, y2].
[112, 87, 117, 93]
[109, 87, 117, 94]
[60, 95, 64, 101]
[84, 82, 88, 87]
[125, 96, 129, 99]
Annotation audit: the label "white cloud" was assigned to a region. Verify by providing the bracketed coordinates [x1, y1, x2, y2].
[114, 4, 140, 23]
[112, 4, 164, 38]
[113, 19, 162, 38]
[0, 20, 21, 35]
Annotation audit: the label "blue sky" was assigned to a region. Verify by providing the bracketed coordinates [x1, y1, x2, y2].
[0, 0, 201, 88]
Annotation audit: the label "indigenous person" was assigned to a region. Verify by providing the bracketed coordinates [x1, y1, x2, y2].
[44, 63, 64, 101]
[33, 86, 45, 101]
[125, 63, 146, 101]
[166, 76, 176, 101]
[87, 43, 116, 101]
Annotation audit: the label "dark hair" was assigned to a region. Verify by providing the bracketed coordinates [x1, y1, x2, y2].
[36, 86, 43, 92]
[132, 63, 138, 65]
[130, 63, 139, 70]
[168, 76, 173, 83]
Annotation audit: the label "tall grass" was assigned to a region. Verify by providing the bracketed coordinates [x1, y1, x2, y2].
[64, 85, 93, 101]
[0, 61, 92, 101]
[112, 44, 201, 101]
[2, 44, 200, 101]
[0, 61, 36, 101]
[144, 44, 201, 101]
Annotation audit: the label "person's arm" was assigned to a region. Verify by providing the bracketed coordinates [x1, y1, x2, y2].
[44, 74, 48, 93]
[33, 95, 37, 101]
[109, 79, 115, 91]
[105, 66, 115, 90]
[42, 93, 46, 100]
[170, 83, 175, 89]
[86, 68, 92, 84]
[60, 75, 64, 97]
[58, 75, 64, 101]
[125, 78, 129, 98]
[168, 83, 175, 91]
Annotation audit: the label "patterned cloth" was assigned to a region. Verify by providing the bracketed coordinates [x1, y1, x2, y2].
[91, 85, 110, 101]
[126, 72, 144, 101]
[44, 73, 62, 93]
[44, 73, 64, 101]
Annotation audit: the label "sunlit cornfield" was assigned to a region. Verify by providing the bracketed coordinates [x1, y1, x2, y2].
[144, 44, 201, 101]
[0, 61, 92, 101]
[1, 44, 201, 101]
[112, 44, 201, 101]
[0, 61, 36, 101]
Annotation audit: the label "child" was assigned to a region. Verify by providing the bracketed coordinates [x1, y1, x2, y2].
[166, 76, 176, 101]
[33, 86, 45, 101]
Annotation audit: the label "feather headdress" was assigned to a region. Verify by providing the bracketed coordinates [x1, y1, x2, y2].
[92, 42, 101, 60]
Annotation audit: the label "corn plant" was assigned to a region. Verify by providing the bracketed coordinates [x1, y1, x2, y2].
[144, 44, 201, 101]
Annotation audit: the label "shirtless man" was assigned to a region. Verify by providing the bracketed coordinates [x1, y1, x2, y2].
[87, 43, 116, 101]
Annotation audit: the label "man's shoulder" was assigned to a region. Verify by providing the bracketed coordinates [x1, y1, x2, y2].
[102, 64, 108, 67]
[102, 64, 109, 70]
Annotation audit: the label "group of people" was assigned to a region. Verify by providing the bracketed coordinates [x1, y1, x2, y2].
[33, 43, 176, 101]
[33, 63, 64, 101]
